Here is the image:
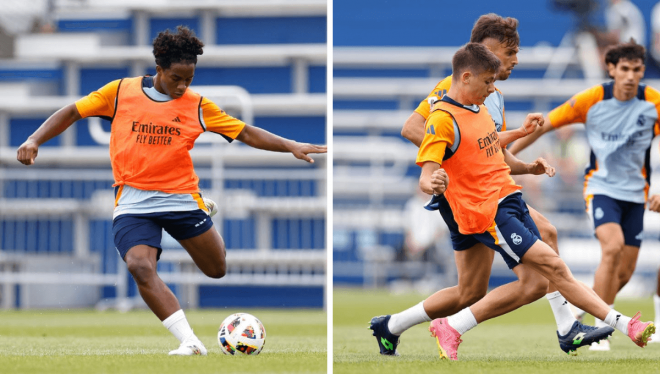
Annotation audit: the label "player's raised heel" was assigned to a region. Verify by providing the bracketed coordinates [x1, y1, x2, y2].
[429, 318, 461, 361]
[369, 315, 400, 356]
[627, 312, 655, 347]
[168, 338, 208, 356]
[557, 321, 614, 355]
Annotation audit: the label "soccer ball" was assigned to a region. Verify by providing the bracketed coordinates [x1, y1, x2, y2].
[217, 313, 266, 355]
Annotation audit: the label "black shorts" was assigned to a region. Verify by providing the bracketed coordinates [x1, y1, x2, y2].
[112, 210, 213, 260]
[586, 194, 644, 247]
[471, 193, 541, 270]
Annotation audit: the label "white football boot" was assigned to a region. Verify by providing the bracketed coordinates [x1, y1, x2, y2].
[203, 198, 218, 217]
[588, 339, 610, 351]
[168, 338, 208, 356]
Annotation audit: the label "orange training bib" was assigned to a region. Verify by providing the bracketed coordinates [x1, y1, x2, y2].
[109, 77, 204, 193]
[432, 101, 521, 234]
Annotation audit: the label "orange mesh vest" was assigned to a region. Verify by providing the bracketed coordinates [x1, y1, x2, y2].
[110, 77, 204, 193]
[432, 101, 522, 234]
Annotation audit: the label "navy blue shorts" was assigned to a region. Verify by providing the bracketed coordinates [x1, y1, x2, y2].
[471, 193, 541, 270]
[112, 210, 214, 260]
[436, 194, 481, 251]
[587, 194, 644, 247]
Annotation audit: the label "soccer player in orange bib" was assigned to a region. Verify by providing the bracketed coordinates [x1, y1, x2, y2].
[16, 26, 326, 356]
[414, 42, 654, 360]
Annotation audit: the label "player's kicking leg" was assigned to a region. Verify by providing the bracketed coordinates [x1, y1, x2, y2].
[169, 206, 227, 355]
[521, 239, 654, 345]
[431, 195, 655, 359]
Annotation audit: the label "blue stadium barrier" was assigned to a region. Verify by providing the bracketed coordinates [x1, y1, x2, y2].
[199, 285, 324, 308]
[57, 19, 133, 33]
[216, 17, 326, 45]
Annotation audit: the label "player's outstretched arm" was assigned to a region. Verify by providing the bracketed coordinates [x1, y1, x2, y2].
[498, 113, 544, 148]
[16, 103, 82, 166]
[419, 162, 448, 195]
[503, 148, 555, 177]
[507, 116, 554, 155]
[235, 124, 327, 163]
[401, 112, 426, 147]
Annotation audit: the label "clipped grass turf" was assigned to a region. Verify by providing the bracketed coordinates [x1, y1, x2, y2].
[0, 308, 326, 374]
[334, 288, 660, 374]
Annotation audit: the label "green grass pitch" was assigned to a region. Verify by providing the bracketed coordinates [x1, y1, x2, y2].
[0, 308, 326, 374]
[334, 288, 660, 374]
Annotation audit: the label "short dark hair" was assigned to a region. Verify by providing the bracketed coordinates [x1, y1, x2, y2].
[152, 26, 204, 69]
[604, 39, 646, 66]
[452, 43, 501, 79]
[470, 13, 520, 48]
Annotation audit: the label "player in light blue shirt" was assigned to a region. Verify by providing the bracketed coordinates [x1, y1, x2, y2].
[510, 40, 660, 350]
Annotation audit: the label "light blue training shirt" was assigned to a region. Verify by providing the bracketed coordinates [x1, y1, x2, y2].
[548, 82, 660, 204]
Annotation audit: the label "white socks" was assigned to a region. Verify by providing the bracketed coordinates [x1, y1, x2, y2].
[447, 307, 478, 335]
[654, 294, 660, 324]
[604, 308, 632, 335]
[546, 291, 577, 336]
[162, 309, 196, 343]
[388, 301, 432, 335]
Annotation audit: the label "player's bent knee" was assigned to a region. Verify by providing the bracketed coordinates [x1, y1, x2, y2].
[207, 265, 226, 279]
[600, 245, 624, 263]
[126, 258, 157, 284]
[201, 260, 226, 279]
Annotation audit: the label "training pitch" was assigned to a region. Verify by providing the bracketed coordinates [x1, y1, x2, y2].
[334, 288, 660, 374]
[0, 308, 326, 374]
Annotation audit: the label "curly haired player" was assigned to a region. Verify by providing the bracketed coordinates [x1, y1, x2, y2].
[16, 26, 326, 356]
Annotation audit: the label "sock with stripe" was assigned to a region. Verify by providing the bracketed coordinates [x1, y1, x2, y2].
[546, 291, 577, 336]
[604, 308, 632, 336]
